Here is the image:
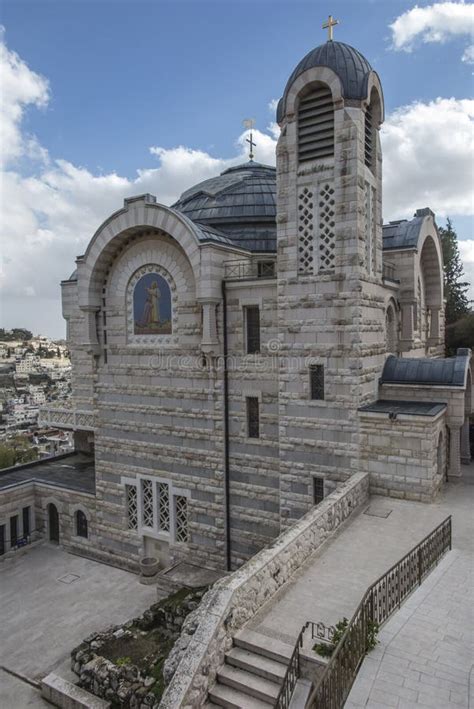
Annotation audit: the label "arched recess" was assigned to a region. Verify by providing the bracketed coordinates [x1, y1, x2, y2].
[364, 86, 383, 173]
[385, 300, 398, 354]
[419, 234, 443, 340]
[78, 200, 202, 312]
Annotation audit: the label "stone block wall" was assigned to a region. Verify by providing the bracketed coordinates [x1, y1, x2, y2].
[160, 472, 369, 709]
[359, 411, 446, 501]
[0, 484, 37, 554]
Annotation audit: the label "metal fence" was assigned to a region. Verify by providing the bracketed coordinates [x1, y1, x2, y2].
[276, 515, 452, 709]
[224, 259, 276, 280]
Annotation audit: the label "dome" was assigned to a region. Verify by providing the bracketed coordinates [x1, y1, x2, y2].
[172, 161, 277, 252]
[277, 41, 373, 123]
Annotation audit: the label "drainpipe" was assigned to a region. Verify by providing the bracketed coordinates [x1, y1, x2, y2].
[222, 280, 231, 571]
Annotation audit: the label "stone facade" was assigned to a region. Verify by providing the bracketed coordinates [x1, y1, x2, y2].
[29, 36, 472, 577]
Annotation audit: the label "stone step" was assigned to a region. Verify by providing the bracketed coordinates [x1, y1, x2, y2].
[217, 665, 280, 704]
[208, 682, 274, 709]
[226, 646, 287, 683]
[234, 628, 294, 665]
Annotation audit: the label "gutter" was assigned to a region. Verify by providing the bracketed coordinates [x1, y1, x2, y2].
[222, 280, 231, 572]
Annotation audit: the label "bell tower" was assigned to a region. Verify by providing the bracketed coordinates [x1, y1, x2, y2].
[276, 29, 387, 525]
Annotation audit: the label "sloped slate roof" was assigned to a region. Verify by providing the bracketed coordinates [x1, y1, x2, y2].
[173, 161, 277, 252]
[381, 351, 471, 388]
[382, 208, 435, 251]
[277, 41, 373, 123]
[359, 400, 446, 417]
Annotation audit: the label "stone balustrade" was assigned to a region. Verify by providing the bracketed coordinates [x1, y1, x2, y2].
[39, 404, 95, 431]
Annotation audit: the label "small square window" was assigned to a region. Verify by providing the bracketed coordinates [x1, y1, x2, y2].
[245, 306, 260, 354]
[313, 477, 325, 505]
[310, 364, 325, 400]
[246, 397, 260, 438]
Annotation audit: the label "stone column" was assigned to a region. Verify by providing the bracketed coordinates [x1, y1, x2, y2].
[448, 424, 462, 477]
[461, 419, 471, 464]
[199, 298, 220, 355]
[80, 306, 101, 356]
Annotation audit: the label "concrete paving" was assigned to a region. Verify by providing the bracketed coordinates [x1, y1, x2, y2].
[346, 466, 474, 709]
[246, 470, 474, 657]
[0, 543, 157, 707]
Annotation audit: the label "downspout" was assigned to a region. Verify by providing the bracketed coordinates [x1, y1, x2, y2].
[222, 280, 231, 571]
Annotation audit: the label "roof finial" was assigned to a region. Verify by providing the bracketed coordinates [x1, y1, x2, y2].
[322, 14, 339, 41]
[243, 118, 256, 161]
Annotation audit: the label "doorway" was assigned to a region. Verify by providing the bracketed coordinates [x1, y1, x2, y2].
[48, 503, 60, 543]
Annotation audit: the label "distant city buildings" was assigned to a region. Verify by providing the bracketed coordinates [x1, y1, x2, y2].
[0, 331, 73, 459]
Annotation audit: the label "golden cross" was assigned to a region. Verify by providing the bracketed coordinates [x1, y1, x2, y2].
[322, 14, 339, 41]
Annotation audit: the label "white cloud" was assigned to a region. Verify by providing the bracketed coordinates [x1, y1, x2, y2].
[382, 97, 474, 219]
[390, 1, 474, 60]
[0, 26, 49, 167]
[462, 43, 474, 62]
[458, 240, 474, 301]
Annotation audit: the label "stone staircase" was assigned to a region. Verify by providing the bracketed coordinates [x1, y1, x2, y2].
[205, 629, 293, 708]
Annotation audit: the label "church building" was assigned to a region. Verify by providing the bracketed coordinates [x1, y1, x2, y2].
[2, 32, 472, 573]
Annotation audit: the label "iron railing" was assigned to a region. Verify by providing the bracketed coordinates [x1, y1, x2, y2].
[276, 515, 452, 709]
[224, 259, 276, 281]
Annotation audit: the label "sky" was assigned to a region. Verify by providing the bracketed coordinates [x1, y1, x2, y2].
[0, 0, 473, 338]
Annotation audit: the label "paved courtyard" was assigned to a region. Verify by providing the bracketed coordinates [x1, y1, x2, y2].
[0, 543, 157, 707]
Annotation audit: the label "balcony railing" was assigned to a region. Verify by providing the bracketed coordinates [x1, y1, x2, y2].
[275, 515, 452, 709]
[224, 259, 276, 281]
[39, 404, 95, 431]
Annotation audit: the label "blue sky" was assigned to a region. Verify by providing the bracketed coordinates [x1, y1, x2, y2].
[1, 0, 473, 336]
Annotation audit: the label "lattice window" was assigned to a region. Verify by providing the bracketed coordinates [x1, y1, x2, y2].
[141, 479, 154, 528]
[318, 183, 336, 272]
[246, 396, 260, 438]
[245, 306, 260, 354]
[126, 485, 138, 530]
[158, 482, 170, 532]
[365, 106, 373, 169]
[365, 182, 372, 273]
[298, 187, 314, 274]
[175, 496, 188, 544]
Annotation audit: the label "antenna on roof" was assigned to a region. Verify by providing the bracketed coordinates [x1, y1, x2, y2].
[243, 118, 256, 161]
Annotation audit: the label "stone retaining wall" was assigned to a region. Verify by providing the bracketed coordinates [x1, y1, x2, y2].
[159, 472, 369, 708]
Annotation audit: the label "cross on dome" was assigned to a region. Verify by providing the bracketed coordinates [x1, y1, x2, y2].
[322, 14, 339, 41]
[243, 118, 256, 160]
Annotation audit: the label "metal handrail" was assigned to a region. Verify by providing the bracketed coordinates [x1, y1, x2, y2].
[276, 515, 452, 709]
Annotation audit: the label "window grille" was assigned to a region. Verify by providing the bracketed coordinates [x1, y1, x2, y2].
[141, 479, 154, 528]
[298, 187, 314, 274]
[247, 396, 260, 438]
[76, 510, 88, 538]
[318, 183, 336, 272]
[365, 106, 373, 169]
[257, 261, 275, 278]
[313, 477, 325, 505]
[126, 485, 138, 530]
[245, 306, 260, 354]
[22, 506, 30, 537]
[298, 86, 334, 163]
[175, 496, 188, 543]
[158, 482, 170, 532]
[310, 365, 325, 400]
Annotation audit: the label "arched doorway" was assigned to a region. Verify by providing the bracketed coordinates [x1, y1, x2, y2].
[48, 503, 59, 543]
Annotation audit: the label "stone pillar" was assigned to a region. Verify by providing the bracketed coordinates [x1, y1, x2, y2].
[399, 302, 414, 350]
[448, 424, 462, 477]
[80, 306, 100, 356]
[461, 419, 471, 464]
[199, 298, 220, 354]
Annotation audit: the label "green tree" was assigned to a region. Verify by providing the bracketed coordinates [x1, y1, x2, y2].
[0, 435, 37, 470]
[439, 219, 470, 325]
[446, 313, 474, 355]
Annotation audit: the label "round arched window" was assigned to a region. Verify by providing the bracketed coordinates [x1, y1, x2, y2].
[76, 510, 88, 539]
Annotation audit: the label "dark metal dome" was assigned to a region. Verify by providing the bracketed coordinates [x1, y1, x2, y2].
[277, 41, 373, 123]
[172, 161, 276, 252]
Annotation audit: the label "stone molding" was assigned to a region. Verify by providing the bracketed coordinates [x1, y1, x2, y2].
[159, 472, 369, 708]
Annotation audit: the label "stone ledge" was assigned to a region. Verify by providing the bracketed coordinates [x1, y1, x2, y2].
[41, 672, 111, 709]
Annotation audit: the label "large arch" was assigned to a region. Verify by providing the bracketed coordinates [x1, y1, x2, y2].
[419, 233, 443, 310]
[77, 196, 203, 311]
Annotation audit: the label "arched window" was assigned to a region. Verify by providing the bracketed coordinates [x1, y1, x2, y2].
[365, 88, 382, 174]
[297, 84, 334, 163]
[386, 303, 397, 354]
[75, 510, 88, 539]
